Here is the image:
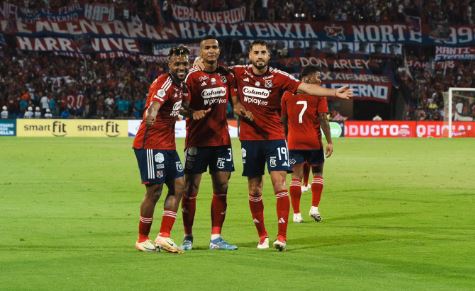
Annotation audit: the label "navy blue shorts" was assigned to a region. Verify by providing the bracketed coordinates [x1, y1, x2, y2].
[241, 140, 290, 177]
[134, 149, 184, 185]
[289, 149, 324, 167]
[184, 146, 234, 174]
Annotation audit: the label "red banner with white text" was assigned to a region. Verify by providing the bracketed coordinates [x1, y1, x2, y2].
[344, 121, 475, 138]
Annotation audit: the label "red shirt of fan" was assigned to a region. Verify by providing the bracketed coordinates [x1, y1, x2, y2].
[184, 67, 236, 147]
[281, 91, 328, 150]
[133, 74, 186, 150]
[232, 65, 301, 140]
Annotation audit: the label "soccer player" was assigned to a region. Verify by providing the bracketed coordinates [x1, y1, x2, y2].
[281, 66, 333, 223]
[231, 41, 352, 251]
[132, 45, 190, 253]
[180, 37, 238, 251]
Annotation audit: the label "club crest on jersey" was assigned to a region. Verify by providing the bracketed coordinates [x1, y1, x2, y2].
[155, 153, 164, 163]
[176, 161, 184, 172]
[264, 80, 273, 88]
[220, 75, 227, 83]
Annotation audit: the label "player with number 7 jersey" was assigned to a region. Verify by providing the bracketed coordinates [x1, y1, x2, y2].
[281, 66, 332, 224]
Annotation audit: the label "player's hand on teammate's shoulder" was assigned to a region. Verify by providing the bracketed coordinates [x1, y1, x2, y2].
[193, 57, 205, 70]
[335, 85, 353, 99]
[325, 143, 334, 158]
[192, 108, 211, 120]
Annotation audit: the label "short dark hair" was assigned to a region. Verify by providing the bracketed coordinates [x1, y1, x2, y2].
[200, 35, 219, 46]
[168, 45, 190, 57]
[300, 65, 320, 79]
[248, 40, 270, 52]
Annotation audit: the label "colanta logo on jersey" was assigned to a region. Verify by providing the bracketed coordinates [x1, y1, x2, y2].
[242, 86, 270, 106]
[201, 87, 227, 105]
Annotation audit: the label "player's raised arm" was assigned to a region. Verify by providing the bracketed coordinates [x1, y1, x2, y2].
[298, 83, 352, 100]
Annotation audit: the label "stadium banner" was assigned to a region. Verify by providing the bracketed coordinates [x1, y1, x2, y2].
[2, 18, 475, 46]
[321, 73, 392, 102]
[171, 5, 246, 24]
[300, 57, 371, 70]
[345, 121, 475, 138]
[434, 46, 475, 61]
[128, 119, 238, 138]
[0, 119, 16, 136]
[17, 119, 128, 137]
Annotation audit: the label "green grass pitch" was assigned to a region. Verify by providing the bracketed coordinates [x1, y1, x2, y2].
[0, 137, 474, 290]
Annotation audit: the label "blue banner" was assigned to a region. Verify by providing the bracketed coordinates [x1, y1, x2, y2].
[0, 119, 16, 136]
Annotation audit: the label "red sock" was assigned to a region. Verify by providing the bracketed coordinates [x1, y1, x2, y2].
[311, 176, 324, 207]
[289, 178, 302, 214]
[182, 193, 197, 236]
[138, 216, 153, 242]
[303, 163, 310, 187]
[275, 190, 290, 241]
[249, 194, 268, 239]
[211, 193, 227, 234]
[159, 210, 176, 238]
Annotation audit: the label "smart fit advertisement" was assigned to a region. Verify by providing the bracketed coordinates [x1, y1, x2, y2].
[17, 119, 128, 137]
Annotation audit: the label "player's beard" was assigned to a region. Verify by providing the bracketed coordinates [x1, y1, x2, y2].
[252, 59, 268, 70]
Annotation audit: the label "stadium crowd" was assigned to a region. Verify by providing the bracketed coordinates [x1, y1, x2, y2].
[1, 0, 474, 120]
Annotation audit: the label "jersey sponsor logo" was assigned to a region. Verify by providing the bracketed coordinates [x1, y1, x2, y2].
[220, 76, 227, 83]
[242, 86, 270, 99]
[200, 81, 207, 87]
[255, 81, 260, 86]
[278, 217, 286, 224]
[211, 78, 217, 85]
[242, 86, 270, 106]
[170, 100, 182, 117]
[201, 87, 227, 99]
[289, 159, 296, 165]
[201, 87, 227, 105]
[155, 153, 165, 163]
